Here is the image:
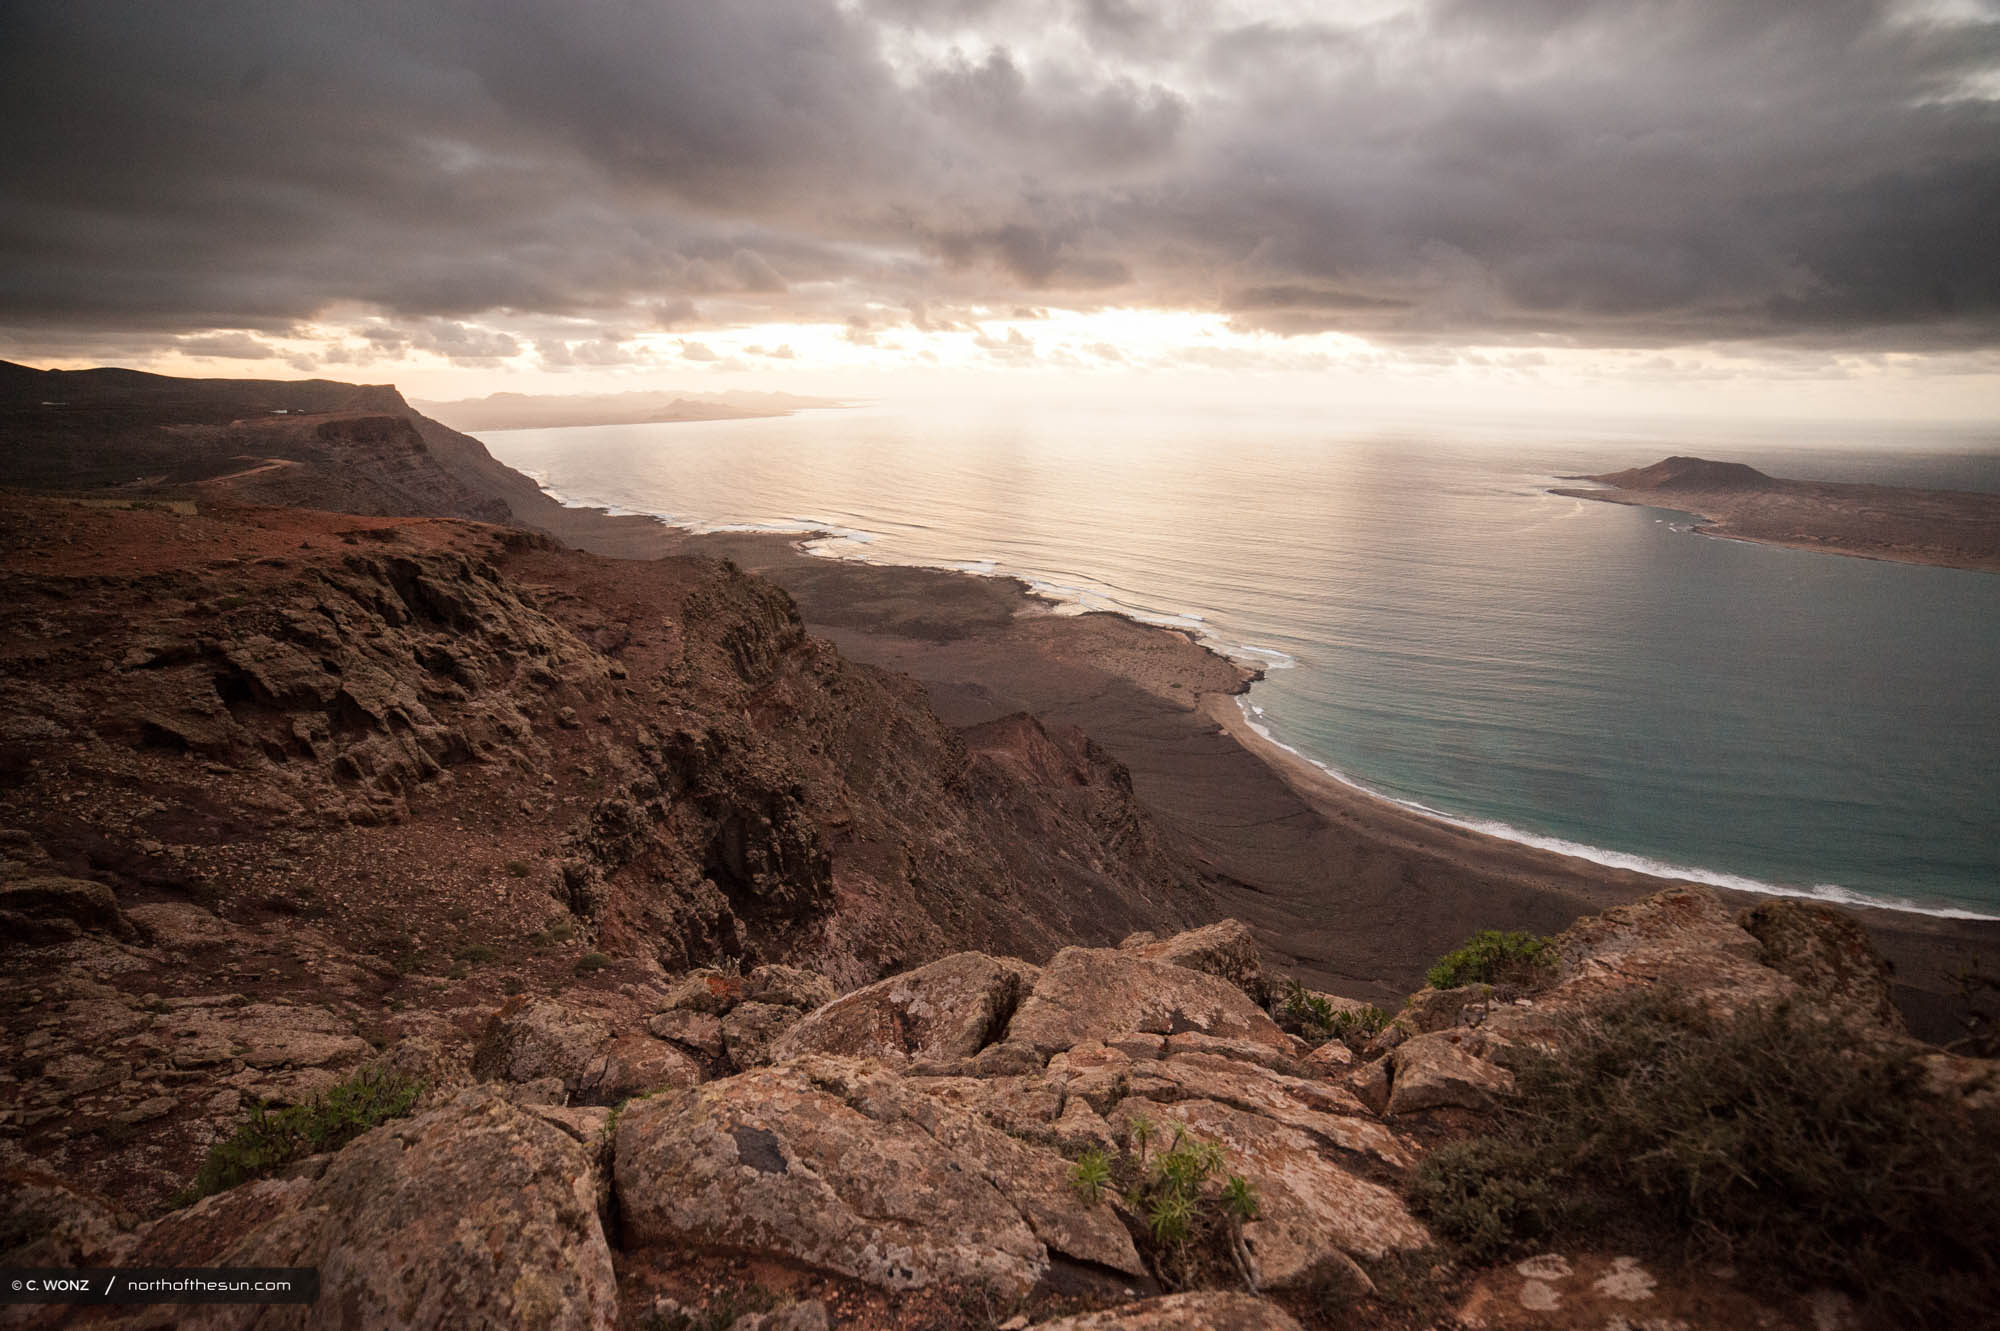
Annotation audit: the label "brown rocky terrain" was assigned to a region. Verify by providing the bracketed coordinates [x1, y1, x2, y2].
[1552, 454, 2000, 571]
[8, 883, 1985, 1330]
[0, 493, 1214, 1215]
[4, 366, 1997, 1328]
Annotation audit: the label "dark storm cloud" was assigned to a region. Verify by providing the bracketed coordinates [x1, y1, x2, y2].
[2, 0, 1997, 353]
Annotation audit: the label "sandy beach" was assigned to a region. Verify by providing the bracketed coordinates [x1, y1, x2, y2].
[521, 502, 1998, 1040]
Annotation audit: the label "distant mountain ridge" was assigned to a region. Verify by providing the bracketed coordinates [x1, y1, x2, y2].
[413, 387, 843, 432]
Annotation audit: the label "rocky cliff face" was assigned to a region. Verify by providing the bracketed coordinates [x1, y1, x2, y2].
[0, 494, 1212, 1214]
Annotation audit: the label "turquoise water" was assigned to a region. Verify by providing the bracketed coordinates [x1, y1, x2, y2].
[483, 401, 2000, 918]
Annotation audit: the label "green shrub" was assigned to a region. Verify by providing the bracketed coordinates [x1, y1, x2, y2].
[1330, 1004, 1391, 1042]
[180, 1068, 422, 1203]
[1070, 1120, 1259, 1290]
[1275, 979, 1390, 1045]
[1409, 986, 2000, 1323]
[1424, 929, 1552, 990]
[454, 944, 498, 965]
[1275, 979, 1339, 1041]
[574, 951, 611, 975]
[1068, 1147, 1112, 1203]
[504, 859, 531, 878]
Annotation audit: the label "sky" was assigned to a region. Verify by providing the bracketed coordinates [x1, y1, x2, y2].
[5, 0, 2000, 420]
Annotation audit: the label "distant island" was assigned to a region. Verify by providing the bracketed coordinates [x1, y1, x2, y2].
[411, 387, 844, 432]
[1553, 455, 2000, 572]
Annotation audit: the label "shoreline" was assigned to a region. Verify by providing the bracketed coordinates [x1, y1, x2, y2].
[1218, 692, 1998, 925]
[519, 486, 2000, 1036]
[552, 490, 1989, 926]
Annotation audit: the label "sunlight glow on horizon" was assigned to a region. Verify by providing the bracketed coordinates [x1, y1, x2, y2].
[27, 303, 2000, 428]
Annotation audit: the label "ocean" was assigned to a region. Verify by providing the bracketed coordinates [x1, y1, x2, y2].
[483, 400, 2000, 919]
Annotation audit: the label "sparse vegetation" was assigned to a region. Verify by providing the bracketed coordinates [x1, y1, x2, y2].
[454, 944, 498, 965]
[504, 859, 531, 878]
[180, 1068, 423, 1203]
[1424, 929, 1552, 990]
[1276, 978, 1391, 1047]
[1069, 1118, 1262, 1291]
[1408, 985, 2000, 1324]
[574, 950, 611, 975]
[1067, 1146, 1112, 1203]
[1275, 979, 1339, 1041]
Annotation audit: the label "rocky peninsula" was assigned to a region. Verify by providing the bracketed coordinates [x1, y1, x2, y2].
[1552, 455, 2000, 572]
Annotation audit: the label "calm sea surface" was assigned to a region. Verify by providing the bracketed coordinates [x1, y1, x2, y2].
[484, 401, 2000, 918]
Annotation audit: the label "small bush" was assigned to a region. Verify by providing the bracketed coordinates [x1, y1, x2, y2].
[1330, 1004, 1391, 1042]
[180, 1068, 422, 1203]
[1424, 929, 1551, 990]
[1409, 986, 2000, 1323]
[574, 951, 611, 975]
[1071, 1120, 1258, 1291]
[1277, 980, 1393, 1047]
[504, 860, 531, 878]
[1275, 979, 1339, 1042]
[454, 944, 498, 965]
[1068, 1147, 1112, 1203]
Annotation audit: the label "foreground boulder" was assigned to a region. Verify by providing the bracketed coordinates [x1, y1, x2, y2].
[1384, 1031, 1516, 1115]
[614, 1055, 1143, 1297]
[1122, 919, 1272, 1006]
[1004, 945, 1297, 1062]
[115, 1090, 617, 1329]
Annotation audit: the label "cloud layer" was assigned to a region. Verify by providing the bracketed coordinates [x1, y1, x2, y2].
[4, 0, 1997, 358]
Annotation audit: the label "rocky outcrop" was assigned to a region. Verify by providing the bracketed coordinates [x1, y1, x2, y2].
[1004, 945, 1296, 1062]
[615, 1056, 1145, 1297]
[8, 896, 1968, 1330]
[1121, 919, 1271, 1006]
[114, 1089, 617, 1330]
[1740, 898, 1903, 1029]
[771, 952, 1038, 1066]
[616, 922, 1426, 1304]
[472, 998, 702, 1106]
